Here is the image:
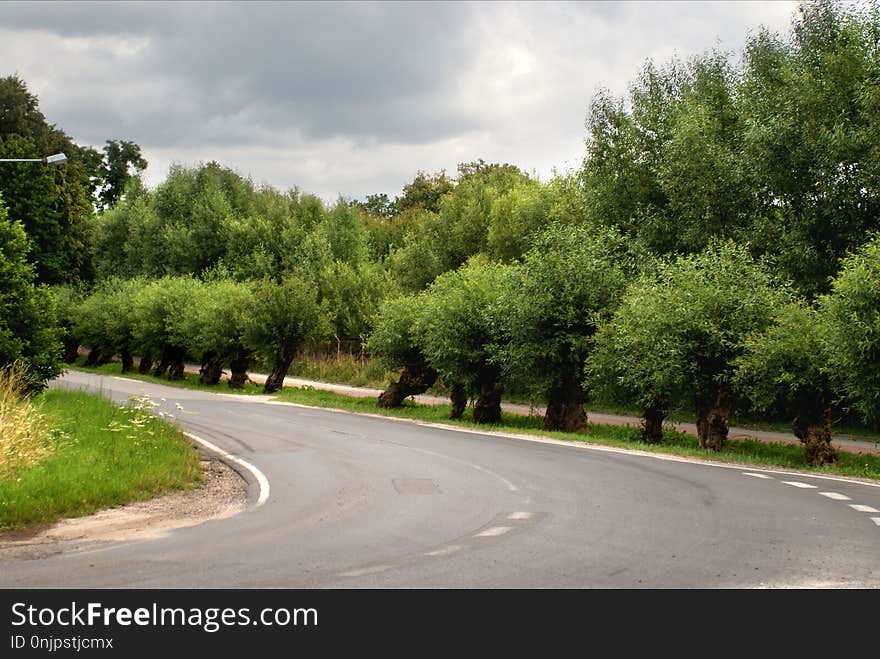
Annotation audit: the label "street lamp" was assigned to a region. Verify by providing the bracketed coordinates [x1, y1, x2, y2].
[0, 153, 67, 165]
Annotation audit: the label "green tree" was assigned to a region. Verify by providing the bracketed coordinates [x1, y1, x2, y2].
[0, 195, 62, 387]
[494, 224, 632, 431]
[820, 234, 880, 426]
[738, 0, 880, 296]
[0, 75, 95, 284]
[593, 242, 788, 450]
[415, 257, 508, 422]
[97, 140, 148, 210]
[734, 302, 838, 465]
[366, 293, 437, 408]
[242, 277, 329, 394]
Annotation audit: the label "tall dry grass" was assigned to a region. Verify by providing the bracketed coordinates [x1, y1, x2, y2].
[0, 362, 55, 480]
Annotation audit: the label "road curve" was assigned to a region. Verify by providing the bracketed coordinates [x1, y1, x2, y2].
[2, 370, 879, 588]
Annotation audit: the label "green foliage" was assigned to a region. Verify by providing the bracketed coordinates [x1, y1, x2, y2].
[414, 256, 508, 396]
[733, 301, 832, 418]
[129, 276, 203, 358]
[820, 234, 880, 425]
[590, 241, 790, 416]
[0, 75, 95, 284]
[0, 196, 62, 386]
[494, 223, 633, 400]
[96, 140, 148, 210]
[175, 279, 256, 364]
[366, 293, 426, 369]
[242, 276, 329, 364]
[318, 260, 395, 342]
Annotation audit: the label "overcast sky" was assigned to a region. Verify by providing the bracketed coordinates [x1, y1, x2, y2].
[0, 1, 798, 203]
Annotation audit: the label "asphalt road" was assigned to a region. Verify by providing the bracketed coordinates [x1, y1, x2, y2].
[3, 370, 879, 588]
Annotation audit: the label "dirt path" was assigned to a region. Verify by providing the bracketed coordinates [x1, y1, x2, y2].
[0, 456, 248, 559]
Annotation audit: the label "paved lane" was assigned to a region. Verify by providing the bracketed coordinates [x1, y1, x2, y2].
[2, 371, 878, 588]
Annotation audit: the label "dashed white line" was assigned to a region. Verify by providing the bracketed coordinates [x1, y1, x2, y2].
[819, 492, 851, 501]
[743, 472, 773, 479]
[425, 545, 464, 557]
[781, 481, 817, 489]
[476, 526, 513, 537]
[340, 565, 392, 577]
[871, 518, 880, 527]
[508, 512, 535, 520]
[849, 504, 880, 513]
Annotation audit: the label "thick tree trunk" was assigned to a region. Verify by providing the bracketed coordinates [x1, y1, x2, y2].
[120, 348, 134, 374]
[228, 349, 252, 389]
[543, 376, 586, 432]
[641, 405, 665, 444]
[199, 352, 224, 386]
[167, 350, 186, 381]
[377, 362, 437, 408]
[449, 383, 467, 420]
[137, 354, 154, 375]
[153, 346, 171, 378]
[83, 347, 102, 367]
[95, 347, 115, 366]
[263, 355, 294, 394]
[63, 340, 80, 364]
[473, 380, 502, 424]
[697, 387, 731, 451]
[794, 406, 837, 466]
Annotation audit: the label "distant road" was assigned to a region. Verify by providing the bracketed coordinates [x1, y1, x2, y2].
[3, 369, 879, 588]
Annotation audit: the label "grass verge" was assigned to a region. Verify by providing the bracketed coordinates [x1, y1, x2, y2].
[0, 388, 202, 531]
[270, 386, 880, 481]
[69, 360, 880, 481]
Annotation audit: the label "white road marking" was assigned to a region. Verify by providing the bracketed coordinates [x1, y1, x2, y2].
[819, 492, 851, 500]
[781, 481, 817, 489]
[849, 504, 880, 513]
[476, 526, 513, 537]
[871, 517, 880, 527]
[340, 565, 392, 577]
[508, 512, 535, 520]
[425, 545, 464, 557]
[183, 431, 270, 507]
[743, 472, 773, 479]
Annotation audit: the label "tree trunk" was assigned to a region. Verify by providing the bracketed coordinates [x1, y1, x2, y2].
[449, 383, 467, 420]
[83, 347, 102, 367]
[641, 405, 665, 444]
[794, 405, 837, 466]
[137, 354, 153, 375]
[120, 348, 134, 374]
[377, 362, 437, 408]
[697, 387, 731, 451]
[199, 352, 224, 386]
[263, 354, 294, 394]
[153, 346, 171, 378]
[473, 380, 502, 424]
[228, 348, 252, 389]
[95, 347, 115, 366]
[63, 340, 80, 364]
[167, 349, 186, 381]
[543, 377, 586, 432]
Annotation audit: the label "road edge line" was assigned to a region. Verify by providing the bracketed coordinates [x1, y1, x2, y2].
[183, 431, 270, 507]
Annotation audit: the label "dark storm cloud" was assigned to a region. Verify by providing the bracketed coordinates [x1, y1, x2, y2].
[0, 1, 798, 200]
[0, 1, 485, 145]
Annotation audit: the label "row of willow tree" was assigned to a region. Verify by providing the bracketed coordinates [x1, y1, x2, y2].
[1, 1, 878, 466]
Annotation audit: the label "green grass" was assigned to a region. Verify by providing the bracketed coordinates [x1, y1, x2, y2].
[70, 358, 880, 481]
[69, 357, 265, 395]
[272, 386, 880, 481]
[0, 388, 202, 531]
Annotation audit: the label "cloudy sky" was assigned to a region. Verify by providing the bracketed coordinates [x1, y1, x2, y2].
[0, 1, 798, 202]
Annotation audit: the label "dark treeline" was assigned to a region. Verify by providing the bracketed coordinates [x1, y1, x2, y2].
[2, 0, 878, 465]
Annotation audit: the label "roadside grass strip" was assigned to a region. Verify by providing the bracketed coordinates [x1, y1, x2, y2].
[0, 389, 201, 531]
[69, 362, 880, 482]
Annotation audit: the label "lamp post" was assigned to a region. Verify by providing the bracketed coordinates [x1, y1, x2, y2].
[0, 153, 67, 165]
